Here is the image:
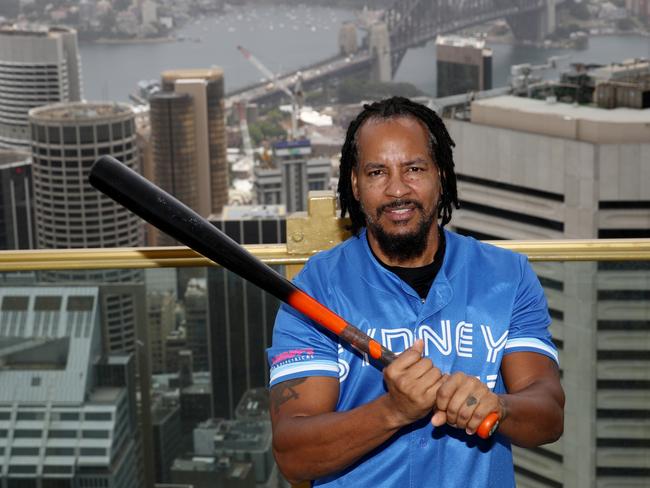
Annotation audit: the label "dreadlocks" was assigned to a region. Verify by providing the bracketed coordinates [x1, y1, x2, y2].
[338, 96, 459, 235]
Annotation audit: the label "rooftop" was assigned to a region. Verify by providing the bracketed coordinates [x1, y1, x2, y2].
[473, 95, 650, 124]
[0, 150, 30, 167]
[162, 68, 224, 82]
[436, 35, 489, 51]
[0, 287, 100, 405]
[29, 102, 134, 122]
[0, 24, 75, 38]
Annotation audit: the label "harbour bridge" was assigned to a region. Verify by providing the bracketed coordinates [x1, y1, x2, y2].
[227, 0, 561, 107]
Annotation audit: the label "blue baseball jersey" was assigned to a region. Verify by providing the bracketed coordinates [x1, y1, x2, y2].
[267, 228, 558, 487]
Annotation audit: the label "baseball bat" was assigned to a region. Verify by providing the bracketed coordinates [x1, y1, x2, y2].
[88, 155, 499, 439]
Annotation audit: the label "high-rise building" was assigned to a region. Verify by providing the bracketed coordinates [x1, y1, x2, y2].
[0, 150, 34, 250]
[254, 140, 332, 213]
[436, 36, 492, 98]
[184, 278, 209, 373]
[447, 94, 650, 488]
[149, 91, 198, 247]
[207, 206, 286, 419]
[150, 69, 227, 230]
[152, 400, 183, 484]
[170, 457, 255, 488]
[0, 25, 82, 149]
[148, 291, 177, 374]
[28, 101, 145, 354]
[27, 102, 154, 486]
[626, 0, 650, 20]
[0, 286, 140, 487]
[193, 417, 274, 487]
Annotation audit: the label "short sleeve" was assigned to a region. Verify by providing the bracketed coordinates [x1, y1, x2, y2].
[266, 266, 340, 388]
[504, 256, 559, 364]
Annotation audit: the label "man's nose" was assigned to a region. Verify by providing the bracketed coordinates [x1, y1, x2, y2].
[385, 172, 411, 198]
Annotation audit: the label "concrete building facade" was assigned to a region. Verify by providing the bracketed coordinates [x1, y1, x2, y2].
[28, 102, 145, 355]
[436, 36, 492, 98]
[254, 141, 332, 213]
[0, 150, 34, 250]
[161, 69, 228, 214]
[447, 95, 650, 488]
[0, 26, 82, 149]
[207, 207, 286, 419]
[0, 287, 139, 488]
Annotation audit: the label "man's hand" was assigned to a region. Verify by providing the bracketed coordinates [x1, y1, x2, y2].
[431, 372, 505, 436]
[382, 339, 445, 428]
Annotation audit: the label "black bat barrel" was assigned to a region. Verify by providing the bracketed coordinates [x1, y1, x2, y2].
[89, 155, 297, 302]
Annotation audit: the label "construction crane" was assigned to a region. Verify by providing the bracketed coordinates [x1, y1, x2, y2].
[235, 101, 254, 159]
[237, 45, 303, 140]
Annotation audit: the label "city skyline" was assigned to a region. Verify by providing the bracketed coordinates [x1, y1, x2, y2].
[0, 1, 649, 487]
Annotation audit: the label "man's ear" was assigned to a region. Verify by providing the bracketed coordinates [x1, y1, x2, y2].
[351, 169, 359, 201]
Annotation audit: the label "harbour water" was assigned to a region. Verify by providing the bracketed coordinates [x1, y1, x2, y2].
[79, 4, 650, 102]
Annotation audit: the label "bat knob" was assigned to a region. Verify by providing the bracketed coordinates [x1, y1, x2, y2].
[476, 412, 500, 439]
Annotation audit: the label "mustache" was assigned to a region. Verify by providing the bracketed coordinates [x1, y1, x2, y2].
[377, 199, 424, 215]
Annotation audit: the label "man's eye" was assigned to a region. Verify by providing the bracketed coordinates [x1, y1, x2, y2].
[368, 170, 383, 177]
[407, 166, 424, 172]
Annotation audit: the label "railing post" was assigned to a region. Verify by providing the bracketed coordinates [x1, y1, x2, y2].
[285, 191, 350, 281]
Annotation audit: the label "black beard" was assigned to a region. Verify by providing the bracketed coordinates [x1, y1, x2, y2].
[364, 199, 437, 264]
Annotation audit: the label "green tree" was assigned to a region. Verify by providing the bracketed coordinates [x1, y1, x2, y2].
[616, 17, 636, 31]
[567, 1, 591, 21]
[338, 78, 423, 104]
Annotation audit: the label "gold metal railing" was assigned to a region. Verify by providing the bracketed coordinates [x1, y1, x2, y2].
[1, 238, 650, 272]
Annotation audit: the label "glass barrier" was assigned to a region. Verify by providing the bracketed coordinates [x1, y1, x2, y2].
[0, 252, 648, 487]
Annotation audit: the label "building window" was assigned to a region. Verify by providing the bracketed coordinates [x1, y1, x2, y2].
[13, 429, 41, 438]
[82, 430, 109, 439]
[84, 412, 112, 421]
[45, 447, 74, 456]
[79, 125, 94, 143]
[96, 124, 110, 143]
[1, 296, 29, 311]
[34, 296, 62, 311]
[46, 126, 58, 143]
[16, 411, 45, 421]
[48, 430, 77, 438]
[80, 448, 106, 456]
[11, 447, 40, 456]
[112, 122, 123, 139]
[63, 127, 77, 144]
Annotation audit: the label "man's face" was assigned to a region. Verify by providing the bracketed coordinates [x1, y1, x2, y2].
[351, 116, 441, 263]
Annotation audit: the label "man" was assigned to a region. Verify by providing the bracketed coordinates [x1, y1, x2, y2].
[267, 97, 564, 487]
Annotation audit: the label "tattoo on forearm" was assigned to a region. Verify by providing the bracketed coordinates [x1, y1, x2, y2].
[270, 378, 307, 413]
[466, 395, 478, 407]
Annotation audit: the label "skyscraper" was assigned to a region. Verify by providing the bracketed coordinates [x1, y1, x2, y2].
[436, 36, 492, 98]
[0, 150, 34, 250]
[184, 278, 209, 373]
[0, 286, 139, 487]
[28, 101, 144, 354]
[0, 25, 82, 149]
[447, 94, 650, 488]
[254, 140, 332, 213]
[152, 69, 228, 221]
[27, 102, 153, 485]
[149, 91, 198, 246]
[207, 207, 286, 419]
